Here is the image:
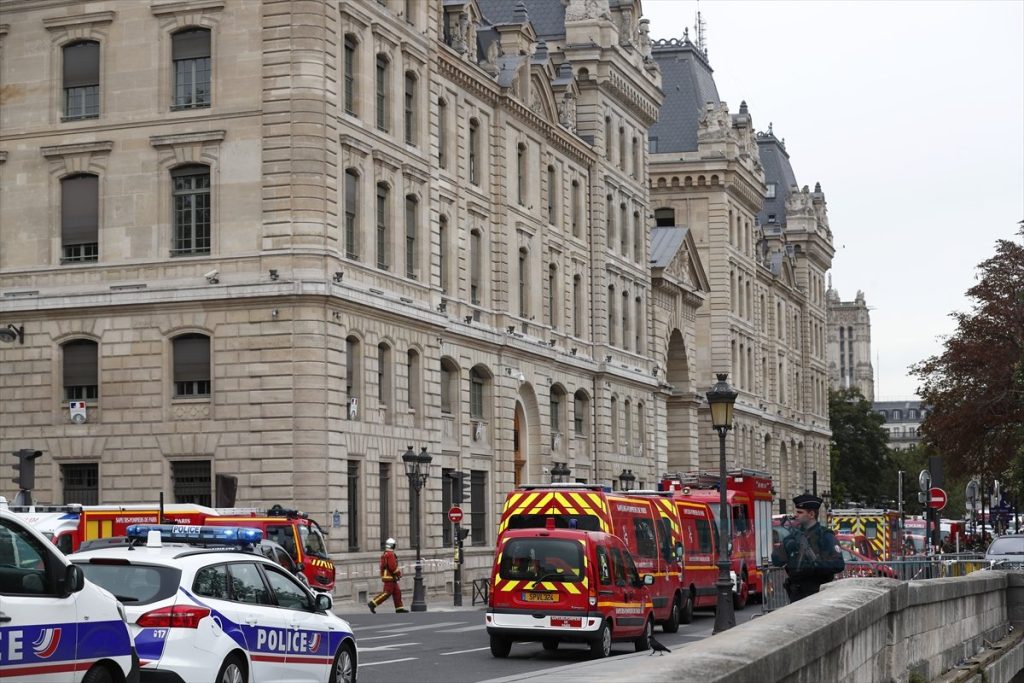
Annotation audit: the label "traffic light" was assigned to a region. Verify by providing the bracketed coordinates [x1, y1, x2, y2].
[12, 449, 42, 490]
[447, 470, 470, 505]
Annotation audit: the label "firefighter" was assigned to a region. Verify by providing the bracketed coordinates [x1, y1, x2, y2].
[771, 493, 845, 602]
[368, 538, 408, 613]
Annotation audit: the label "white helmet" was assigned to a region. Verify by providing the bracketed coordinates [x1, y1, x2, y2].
[385, 538, 396, 549]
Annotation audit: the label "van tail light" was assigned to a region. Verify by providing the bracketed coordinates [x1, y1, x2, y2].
[137, 605, 211, 629]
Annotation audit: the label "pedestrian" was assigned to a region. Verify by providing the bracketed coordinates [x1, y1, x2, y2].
[771, 493, 845, 602]
[368, 538, 408, 613]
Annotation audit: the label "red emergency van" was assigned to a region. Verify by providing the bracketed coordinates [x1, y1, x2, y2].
[486, 523, 655, 658]
[498, 484, 685, 632]
[660, 469, 774, 607]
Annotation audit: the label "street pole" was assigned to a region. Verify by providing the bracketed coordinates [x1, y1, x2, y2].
[411, 481, 427, 611]
[713, 425, 735, 634]
[898, 471, 904, 556]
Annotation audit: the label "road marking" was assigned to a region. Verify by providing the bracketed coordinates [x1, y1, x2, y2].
[440, 625, 485, 633]
[357, 633, 405, 641]
[359, 657, 418, 667]
[377, 621, 465, 633]
[440, 646, 491, 655]
[358, 642, 420, 652]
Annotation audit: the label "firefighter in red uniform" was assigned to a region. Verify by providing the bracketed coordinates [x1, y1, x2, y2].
[368, 538, 408, 613]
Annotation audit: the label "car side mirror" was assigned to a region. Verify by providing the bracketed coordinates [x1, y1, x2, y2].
[643, 574, 654, 586]
[61, 564, 85, 598]
[296, 561, 305, 572]
[316, 592, 333, 612]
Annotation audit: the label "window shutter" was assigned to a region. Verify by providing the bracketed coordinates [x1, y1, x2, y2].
[174, 335, 210, 382]
[172, 29, 210, 60]
[63, 41, 99, 88]
[63, 340, 98, 386]
[61, 175, 99, 245]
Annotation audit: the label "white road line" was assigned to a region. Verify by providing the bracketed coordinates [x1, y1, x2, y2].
[377, 621, 465, 633]
[440, 646, 492, 655]
[440, 625, 485, 633]
[359, 657, 418, 667]
[357, 642, 420, 652]
[356, 633, 405, 641]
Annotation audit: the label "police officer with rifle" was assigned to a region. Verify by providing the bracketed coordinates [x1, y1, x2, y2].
[772, 493, 845, 602]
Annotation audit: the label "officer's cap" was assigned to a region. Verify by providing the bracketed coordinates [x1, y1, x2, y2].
[793, 493, 823, 511]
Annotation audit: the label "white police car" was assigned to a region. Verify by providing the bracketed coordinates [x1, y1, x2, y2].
[69, 524, 357, 683]
[0, 506, 138, 682]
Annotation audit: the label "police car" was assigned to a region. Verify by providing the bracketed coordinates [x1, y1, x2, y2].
[68, 524, 357, 683]
[0, 506, 139, 682]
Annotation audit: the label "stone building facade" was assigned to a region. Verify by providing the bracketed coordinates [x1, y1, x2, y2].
[826, 285, 875, 400]
[649, 37, 834, 509]
[0, 0, 683, 601]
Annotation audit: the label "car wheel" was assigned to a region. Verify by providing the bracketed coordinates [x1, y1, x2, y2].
[329, 641, 357, 683]
[733, 572, 749, 611]
[634, 617, 653, 652]
[81, 664, 114, 683]
[661, 595, 681, 633]
[216, 654, 247, 683]
[680, 590, 694, 624]
[490, 634, 512, 658]
[589, 622, 612, 659]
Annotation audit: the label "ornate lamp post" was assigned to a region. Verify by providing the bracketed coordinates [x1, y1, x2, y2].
[618, 468, 636, 491]
[402, 445, 432, 612]
[706, 372, 738, 634]
[551, 462, 571, 483]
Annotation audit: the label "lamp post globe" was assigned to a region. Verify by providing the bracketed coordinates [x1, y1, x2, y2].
[403, 445, 431, 612]
[706, 372, 738, 634]
[618, 468, 636, 491]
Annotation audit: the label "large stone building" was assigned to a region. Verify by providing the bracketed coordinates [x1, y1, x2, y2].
[826, 284, 875, 400]
[649, 36, 835, 510]
[874, 400, 927, 451]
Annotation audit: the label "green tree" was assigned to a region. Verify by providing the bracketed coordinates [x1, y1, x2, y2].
[911, 226, 1024, 486]
[829, 387, 895, 507]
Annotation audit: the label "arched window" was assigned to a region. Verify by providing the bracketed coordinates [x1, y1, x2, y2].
[440, 358, 458, 415]
[63, 339, 98, 400]
[573, 389, 590, 436]
[571, 179, 582, 238]
[619, 203, 628, 255]
[469, 366, 487, 420]
[377, 343, 393, 422]
[375, 183, 389, 270]
[346, 336, 362, 420]
[550, 385, 566, 448]
[654, 207, 675, 227]
[573, 274, 583, 337]
[624, 398, 632, 452]
[633, 211, 642, 262]
[437, 98, 448, 168]
[547, 165, 558, 225]
[607, 285, 616, 347]
[439, 215, 449, 293]
[171, 29, 211, 109]
[548, 263, 559, 330]
[621, 291, 630, 352]
[634, 296, 643, 352]
[518, 247, 529, 317]
[610, 396, 619, 447]
[61, 174, 99, 262]
[171, 165, 211, 256]
[173, 333, 210, 397]
[344, 169, 359, 260]
[63, 40, 100, 119]
[407, 349, 421, 417]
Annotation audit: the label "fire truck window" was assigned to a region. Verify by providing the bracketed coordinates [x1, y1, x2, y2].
[656, 517, 674, 562]
[695, 519, 714, 554]
[506, 514, 601, 532]
[623, 551, 641, 585]
[500, 539, 582, 582]
[633, 518, 657, 558]
[864, 522, 879, 539]
[299, 525, 328, 558]
[732, 505, 749, 534]
[267, 525, 296, 556]
[610, 547, 627, 586]
[56, 534, 74, 555]
[597, 546, 612, 585]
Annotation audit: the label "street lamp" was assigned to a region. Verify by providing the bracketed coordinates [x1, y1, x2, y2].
[706, 372, 738, 634]
[403, 445, 432, 612]
[618, 469, 636, 491]
[551, 462, 571, 483]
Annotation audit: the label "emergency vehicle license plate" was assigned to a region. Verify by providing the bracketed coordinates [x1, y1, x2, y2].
[523, 591, 558, 602]
[550, 616, 582, 628]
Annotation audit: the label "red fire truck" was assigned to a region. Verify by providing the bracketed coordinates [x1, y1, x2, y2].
[659, 469, 774, 607]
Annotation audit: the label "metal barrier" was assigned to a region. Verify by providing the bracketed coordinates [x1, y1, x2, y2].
[760, 566, 790, 613]
[471, 578, 489, 606]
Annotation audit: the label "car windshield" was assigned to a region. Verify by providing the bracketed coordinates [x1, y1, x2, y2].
[299, 525, 328, 559]
[499, 538, 584, 582]
[987, 537, 1024, 556]
[76, 561, 181, 604]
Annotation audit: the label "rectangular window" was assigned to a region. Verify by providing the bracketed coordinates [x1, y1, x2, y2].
[343, 38, 356, 115]
[574, 395, 585, 435]
[438, 100, 448, 169]
[470, 231, 481, 305]
[470, 470, 486, 546]
[468, 122, 479, 185]
[63, 340, 99, 401]
[379, 463, 391, 550]
[442, 467, 454, 547]
[173, 334, 211, 397]
[470, 373, 484, 419]
[61, 174, 99, 262]
[62, 463, 98, 506]
[404, 73, 416, 145]
[344, 170, 358, 259]
[376, 185, 389, 270]
[405, 196, 417, 279]
[172, 460, 211, 506]
[347, 460, 360, 552]
[172, 29, 211, 110]
[440, 365, 453, 414]
[376, 57, 389, 132]
[63, 41, 99, 120]
[171, 167, 211, 256]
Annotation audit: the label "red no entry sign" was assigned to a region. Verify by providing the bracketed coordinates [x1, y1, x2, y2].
[448, 506, 464, 523]
[928, 487, 947, 510]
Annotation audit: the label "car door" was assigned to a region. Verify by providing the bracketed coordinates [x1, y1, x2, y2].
[0, 517, 76, 682]
[226, 560, 292, 682]
[260, 564, 335, 683]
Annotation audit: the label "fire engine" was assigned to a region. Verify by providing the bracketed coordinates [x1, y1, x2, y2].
[658, 468, 774, 607]
[829, 508, 904, 561]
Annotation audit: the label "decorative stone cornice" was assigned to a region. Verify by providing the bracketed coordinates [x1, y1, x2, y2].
[371, 148, 403, 171]
[339, 134, 372, 156]
[150, 0, 225, 18]
[150, 130, 225, 148]
[41, 140, 114, 159]
[43, 11, 115, 32]
[402, 162, 429, 184]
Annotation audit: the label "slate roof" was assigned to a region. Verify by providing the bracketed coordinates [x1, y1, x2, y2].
[650, 39, 720, 153]
[757, 133, 798, 227]
[650, 226, 688, 268]
[476, 0, 567, 38]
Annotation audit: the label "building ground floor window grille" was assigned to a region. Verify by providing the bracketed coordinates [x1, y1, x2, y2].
[172, 460, 211, 506]
[62, 463, 99, 505]
[470, 469, 487, 546]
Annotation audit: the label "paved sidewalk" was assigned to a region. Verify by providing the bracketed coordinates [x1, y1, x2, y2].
[332, 597, 485, 615]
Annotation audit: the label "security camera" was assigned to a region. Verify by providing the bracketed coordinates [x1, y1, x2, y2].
[204, 269, 219, 284]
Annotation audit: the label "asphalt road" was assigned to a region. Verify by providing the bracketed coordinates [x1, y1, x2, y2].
[338, 604, 761, 683]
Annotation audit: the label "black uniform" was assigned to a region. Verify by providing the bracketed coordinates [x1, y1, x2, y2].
[771, 521, 845, 602]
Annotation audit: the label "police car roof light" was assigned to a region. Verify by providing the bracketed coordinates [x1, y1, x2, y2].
[126, 524, 264, 546]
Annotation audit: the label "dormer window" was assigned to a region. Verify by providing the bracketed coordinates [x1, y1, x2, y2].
[767, 214, 776, 223]
[766, 183, 776, 199]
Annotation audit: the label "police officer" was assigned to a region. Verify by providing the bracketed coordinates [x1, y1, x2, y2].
[368, 538, 408, 613]
[771, 493, 845, 602]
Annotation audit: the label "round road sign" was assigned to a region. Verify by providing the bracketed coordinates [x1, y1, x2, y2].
[447, 506, 464, 524]
[928, 487, 947, 511]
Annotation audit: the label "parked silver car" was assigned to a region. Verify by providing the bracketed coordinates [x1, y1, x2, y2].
[985, 534, 1024, 569]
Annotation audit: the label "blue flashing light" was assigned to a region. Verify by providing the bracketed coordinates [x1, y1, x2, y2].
[126, 524, 263, 546]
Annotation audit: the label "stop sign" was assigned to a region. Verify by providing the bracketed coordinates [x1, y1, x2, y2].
[928, 487, 948, 510]
[447, 506, 464, 523]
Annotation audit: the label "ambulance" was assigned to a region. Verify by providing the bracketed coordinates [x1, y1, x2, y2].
[659, 468, 775, 607]
[830, 508, 904, 561]
[498, 484, 685, 632]
[0, 505, 139, 682]
[485, 521, 655, 658]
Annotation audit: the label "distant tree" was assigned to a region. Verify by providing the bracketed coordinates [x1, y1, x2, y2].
[911, 225, 1024, 484]
[829, 387, 895, 507]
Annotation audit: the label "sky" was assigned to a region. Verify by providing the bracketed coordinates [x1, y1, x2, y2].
[640, 0, 1024, 399]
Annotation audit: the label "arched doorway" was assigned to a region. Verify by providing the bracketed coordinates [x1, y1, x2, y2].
[513, 403, 526, 487]
[665, 329, 696, 470]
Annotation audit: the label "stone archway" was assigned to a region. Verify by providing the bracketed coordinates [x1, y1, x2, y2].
[665, 329, 697, 470]
[512, 382, 542, 486]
